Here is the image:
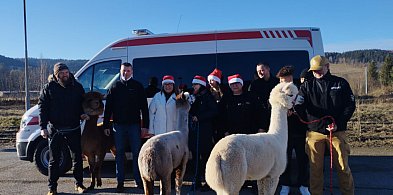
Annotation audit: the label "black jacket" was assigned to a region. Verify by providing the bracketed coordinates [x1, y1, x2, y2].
[38, 74, 85, 129]
[218, 91, 266, 135]
[248, 75, 279, 109]
[189, 88, 218, 152]
[248, 75, 279, 130]
[103, 78, 149, 129]
[297, 72, 356, 134]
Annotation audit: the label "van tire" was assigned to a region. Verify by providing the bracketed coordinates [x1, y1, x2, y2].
[34, 139, 72, 176]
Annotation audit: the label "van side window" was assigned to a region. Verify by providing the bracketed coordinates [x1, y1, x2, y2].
[77, 60, 121, 94]
[133, 51, 309, 88]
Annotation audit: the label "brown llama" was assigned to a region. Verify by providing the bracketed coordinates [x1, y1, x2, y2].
[81, 91, 115, 190]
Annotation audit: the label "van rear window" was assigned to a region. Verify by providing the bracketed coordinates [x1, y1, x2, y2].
[133, 51, 309, 88]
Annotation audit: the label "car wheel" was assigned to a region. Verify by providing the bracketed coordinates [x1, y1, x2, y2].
[34, 139, 72, 176]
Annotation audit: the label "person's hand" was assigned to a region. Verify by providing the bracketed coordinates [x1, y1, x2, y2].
[80, 114, 90, 121]
[287, 110, 294, 116]
[192, 116, 198, 122]
[41, 129, 49, 139]
[141, 128, 149, 137]
[326, 123, 337, 132]
[141, 129, 154, 139]
[104, 129, 111, 136]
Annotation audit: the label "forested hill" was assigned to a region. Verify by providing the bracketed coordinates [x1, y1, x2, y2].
[325, 49, 393, 64]
[0, 55, 87, 72]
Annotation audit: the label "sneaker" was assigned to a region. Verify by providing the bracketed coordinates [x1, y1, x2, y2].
[116, 183, 125, 193]
[75, 185, 87, 193]
[280, 185, 290, 195]
[47, 189, 57, 195]
[299, 186, 311, 195]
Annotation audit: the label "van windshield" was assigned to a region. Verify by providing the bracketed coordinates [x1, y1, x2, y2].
[132, 51, 309, 89]
[77, 60, 121, 94]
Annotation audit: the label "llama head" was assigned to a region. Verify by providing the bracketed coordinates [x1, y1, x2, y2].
[269, 82, 299, 109]
[175, 92, 191, 132]
[83, 91, 104, 116]
[175, 92, 192, 112]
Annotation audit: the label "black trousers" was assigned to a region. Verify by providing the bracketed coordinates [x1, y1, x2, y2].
[188, 122, 213, 186]
[280, 136, 310, 187]
[48, 128, 83, 190]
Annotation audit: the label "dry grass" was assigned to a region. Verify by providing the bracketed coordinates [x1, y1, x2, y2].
[329, 64, 393, 148]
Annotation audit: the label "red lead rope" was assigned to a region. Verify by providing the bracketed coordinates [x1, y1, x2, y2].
[293, 111, 335, 195]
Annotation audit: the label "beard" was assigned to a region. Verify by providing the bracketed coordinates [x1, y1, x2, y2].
[58, 76, 70, 87]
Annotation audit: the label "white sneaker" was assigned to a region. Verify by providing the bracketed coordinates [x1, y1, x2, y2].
[280, 185, 290, 195]
[299, 186, 311, 195]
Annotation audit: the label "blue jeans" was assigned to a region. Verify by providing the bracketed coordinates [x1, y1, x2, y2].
[113, 123, 142, 185]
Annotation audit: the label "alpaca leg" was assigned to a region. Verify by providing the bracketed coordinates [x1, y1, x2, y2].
[143, 179, 154, 195]
[86, 155, 96, 190]
[160, 175, 171, 195]
[174, 154, 188, 195]
[95, 152, 106, 187]
[257, 177, 279, 195]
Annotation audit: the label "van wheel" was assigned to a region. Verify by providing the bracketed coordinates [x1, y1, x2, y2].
[34, 139, 72, 176]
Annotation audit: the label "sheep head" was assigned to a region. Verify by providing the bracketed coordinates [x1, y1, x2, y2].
[269, 82, 299, 109]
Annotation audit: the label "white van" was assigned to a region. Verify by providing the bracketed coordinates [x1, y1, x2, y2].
[16, 27, 324, 175]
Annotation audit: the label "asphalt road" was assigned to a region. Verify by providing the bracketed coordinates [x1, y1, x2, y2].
[1, 147, 393, 195]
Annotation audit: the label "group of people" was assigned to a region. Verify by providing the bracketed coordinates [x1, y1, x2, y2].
[39, 54, 356, 195]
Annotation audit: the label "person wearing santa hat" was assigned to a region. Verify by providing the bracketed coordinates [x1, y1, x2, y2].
[207, 68, 227, 103]
[189, 75, 218, 191]
[218, 74, 266, 136]
[148, 75, 178, 136]
[207, 68, 229, 144]
[218, 73, 266, 192]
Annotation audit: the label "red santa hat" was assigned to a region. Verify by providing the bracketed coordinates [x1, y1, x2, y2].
[192, 75, 207, 87]
[207, 68, 222, 84]
[162, 75, 175, 85]
[228, 74, 243, 86]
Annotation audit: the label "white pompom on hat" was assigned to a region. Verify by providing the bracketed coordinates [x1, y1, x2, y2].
[192, 75, 207, 87]
[162, 75, 175, 85]
[228, 74, 243, 86]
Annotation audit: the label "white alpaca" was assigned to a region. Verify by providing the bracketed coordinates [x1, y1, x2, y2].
[205, 82, 298, 195]
[138, 93, 190, 195]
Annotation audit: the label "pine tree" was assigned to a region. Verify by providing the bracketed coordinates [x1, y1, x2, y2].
[379, 54, 393, 86]
[368, 61, 378, 82]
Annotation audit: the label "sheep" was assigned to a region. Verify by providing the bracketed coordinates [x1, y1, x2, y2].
[81, 91, 115, 190]
[138, 93, 191, 195]
[205, 82, 299, 195]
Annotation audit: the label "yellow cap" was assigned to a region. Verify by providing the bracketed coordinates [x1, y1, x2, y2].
[309, 55, 329, 71]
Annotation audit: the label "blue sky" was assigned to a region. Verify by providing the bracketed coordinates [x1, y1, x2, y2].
[1, 0, 392, 60]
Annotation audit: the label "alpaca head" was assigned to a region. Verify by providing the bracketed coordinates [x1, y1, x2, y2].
[83, 91, 104, 116]
[269, 82, 299, 109]
[175, 92, 191, 132]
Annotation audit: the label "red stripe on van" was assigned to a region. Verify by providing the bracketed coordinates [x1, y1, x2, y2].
[111, 31, 263, 47]
[263, 31, 270, 38]
[269, 31, 276, 38]
[287, 30, 294, 38]
[294, 30, 313, 47]
[275, 31, 282, 38]
[282, 31, 288, 38]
